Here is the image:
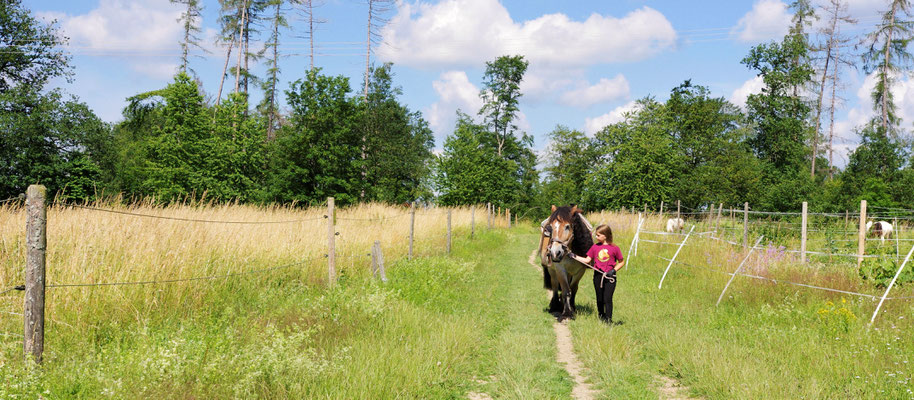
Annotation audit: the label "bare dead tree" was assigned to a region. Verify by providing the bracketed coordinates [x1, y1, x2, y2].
[811, 0, 857, 178]
[294, 0, 325, 70]
[364, 0, 392, 99]
[172, 0, 206, 74]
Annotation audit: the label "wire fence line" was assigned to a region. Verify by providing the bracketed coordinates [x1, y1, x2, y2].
[650, 254, 896, 300]
[68, 204, 327, 224]
[43, 256, 325, 289]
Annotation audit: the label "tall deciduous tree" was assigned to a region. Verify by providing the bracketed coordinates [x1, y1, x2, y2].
[0, 0, 109, 201]
[479, 55, 528, 158]
[360, 63, 435, 203]
[541, 126, 594, 210]
[436, 113, 518, 207]
[266, 69, 362, 204]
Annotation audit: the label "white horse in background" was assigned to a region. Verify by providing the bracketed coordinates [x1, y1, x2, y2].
[666, 217, 684, 233]
[866, 220, 894, 243]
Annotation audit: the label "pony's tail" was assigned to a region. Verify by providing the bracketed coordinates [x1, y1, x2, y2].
[542, 266, 552, 289]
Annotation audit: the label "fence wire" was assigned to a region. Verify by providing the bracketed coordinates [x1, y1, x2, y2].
[68, 204, 326, 224]
[45, 255, 324, 289]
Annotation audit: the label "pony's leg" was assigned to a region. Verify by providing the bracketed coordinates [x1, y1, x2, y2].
[555, 263, 574, 320]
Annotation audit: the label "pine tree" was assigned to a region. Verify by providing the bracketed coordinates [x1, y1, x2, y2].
[171, 0, 206, 74]
[862, 0, 914, 136]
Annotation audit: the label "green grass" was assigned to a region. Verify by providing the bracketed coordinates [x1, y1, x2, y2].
[5, 221, 914, 399]
[569, 227, 914, 399]
[0, 228, 571, 399]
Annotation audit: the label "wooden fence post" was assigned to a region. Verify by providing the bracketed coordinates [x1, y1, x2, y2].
[471, 205, 475, 239]
[801, 201, 808, 264]
[371, 240, 387, 282]
[643, 203, 647, 215]
[896, 217, 900, 260]
[708, 203, 715, 230]
[24, 184, 46, 364]
[715, 203, 723, 234]
[660, 201, 664, 216]
[676, 200, 680, 221]
[327, 197, 336, 285]
[858, 200, 867, 270]
[743, 202, 749, 248]
[507, 208, 511, 228]
[487, 203, 492, 230]
[447, 209, 452, 254]
[409, 203, 416, 260]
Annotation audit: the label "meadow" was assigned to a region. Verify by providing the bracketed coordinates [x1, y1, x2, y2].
[2, 202, 914, 398]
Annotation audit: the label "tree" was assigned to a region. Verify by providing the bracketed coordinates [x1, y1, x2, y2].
[171, 0, 206, 74]
[814, 0, 857, 179]
[258, 0, 289, 140]
[479, 55, 529, 157]
[360, 63, 435, 204]
[0, 0, 70, 94]
[436, 113, 518, 207]
[363, 0, 392, 98]
[862, 0, 913, 136]
[293, 0, 324, 70]
[582, 99, 678, 210]
[266, 69, 362, 204]
[540, 126, 594, 209]
[664, 81, 760, 208]
[0, 0, 109, 201]
[742, 34, 813, 176]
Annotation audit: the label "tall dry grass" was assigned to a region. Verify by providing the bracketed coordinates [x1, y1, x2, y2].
[0, 201, 507, 325]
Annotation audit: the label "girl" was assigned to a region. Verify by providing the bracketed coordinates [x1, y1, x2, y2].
[571, 224, 625, 324]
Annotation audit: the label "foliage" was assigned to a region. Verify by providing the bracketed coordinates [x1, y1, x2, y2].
[266, 68, 362, 205]
[540, 126, 595, 211]
[478, 55, 528, 157]
[436, 113, 519, 207]
[859, 243, 914, 288]
[359, 63, 436, 204]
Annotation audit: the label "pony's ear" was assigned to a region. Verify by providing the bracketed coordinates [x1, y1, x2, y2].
[572, 205, 582, 214]
[551, 205, 557, 212]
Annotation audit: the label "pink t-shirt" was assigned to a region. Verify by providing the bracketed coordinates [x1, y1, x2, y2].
[586, 243, 623, 273]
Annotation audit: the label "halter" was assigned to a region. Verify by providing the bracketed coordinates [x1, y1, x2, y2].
[545, 221, 573, 256]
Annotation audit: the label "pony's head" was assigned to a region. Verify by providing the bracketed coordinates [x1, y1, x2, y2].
[545, 205, 580, 263]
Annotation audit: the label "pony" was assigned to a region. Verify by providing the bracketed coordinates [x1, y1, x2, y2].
[665, 217, 684, 233]
[867, 220, 894, 243]
[539, 205, 593, 321]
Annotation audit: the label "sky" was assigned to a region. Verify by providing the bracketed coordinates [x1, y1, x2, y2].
[22, 0, 914, 169]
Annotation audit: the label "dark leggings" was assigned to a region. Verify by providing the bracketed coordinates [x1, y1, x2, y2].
[593, 270, 617, 322]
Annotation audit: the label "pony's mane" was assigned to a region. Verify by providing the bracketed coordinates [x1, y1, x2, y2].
[548, 206, 593, 256]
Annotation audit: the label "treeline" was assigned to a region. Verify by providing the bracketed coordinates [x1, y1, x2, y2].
[3, 0, 914, 219]
[541, 0, 914, 214]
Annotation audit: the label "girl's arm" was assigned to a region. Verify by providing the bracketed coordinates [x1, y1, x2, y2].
[614, 259, 625, 271]
[572, 254, 592, 264]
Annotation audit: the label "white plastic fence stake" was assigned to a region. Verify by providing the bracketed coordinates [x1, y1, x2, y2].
[870, 243, 914, 326]
[658, 225, 695, 289]
[858, 200, 867, 270]
[801, 202, 808, 264]
[716, 236, 765, 307]
[626, 217, 644, 264]
[633, 215, 644, 257]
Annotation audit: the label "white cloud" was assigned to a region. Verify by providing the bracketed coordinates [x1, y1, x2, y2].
[732, 0, 791, 42]
[584, 101, 640, 135]
[38, 0, 184, 79]
[378, 0, 677, 69]
[44, 0, 183, 52]
[560, 75, 630, 107]
[729, 75, 765, 109]
[131, 62, 179, 80]
[425, 71, 484, 136]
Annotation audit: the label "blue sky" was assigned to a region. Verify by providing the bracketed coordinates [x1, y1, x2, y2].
[24, 0, 913, 168]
